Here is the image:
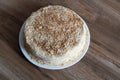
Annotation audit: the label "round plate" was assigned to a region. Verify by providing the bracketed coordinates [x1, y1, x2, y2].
[19, 16, 90, 70]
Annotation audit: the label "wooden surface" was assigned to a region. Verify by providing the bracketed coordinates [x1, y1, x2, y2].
[0, 0, 120, 80]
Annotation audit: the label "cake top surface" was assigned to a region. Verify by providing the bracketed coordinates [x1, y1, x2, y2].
[24, 5, 83, 56]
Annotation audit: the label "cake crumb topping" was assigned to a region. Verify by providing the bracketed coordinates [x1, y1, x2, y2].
[24, 5, 83, 56]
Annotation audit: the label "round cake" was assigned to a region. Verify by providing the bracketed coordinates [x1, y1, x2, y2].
[24, 5, 88, 66]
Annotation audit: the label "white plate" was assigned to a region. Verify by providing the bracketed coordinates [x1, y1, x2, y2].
[19, 16, 90, 70]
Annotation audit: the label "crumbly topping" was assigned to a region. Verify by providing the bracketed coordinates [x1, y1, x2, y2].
[24, 5, 83, 56]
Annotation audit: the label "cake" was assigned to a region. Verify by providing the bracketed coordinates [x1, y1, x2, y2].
[24, 5, 87, 66]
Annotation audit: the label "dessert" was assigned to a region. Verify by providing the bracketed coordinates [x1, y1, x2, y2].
[24, 5, 88, 66]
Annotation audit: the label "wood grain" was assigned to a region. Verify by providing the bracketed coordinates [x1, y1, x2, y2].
[0, 0, 120, 80]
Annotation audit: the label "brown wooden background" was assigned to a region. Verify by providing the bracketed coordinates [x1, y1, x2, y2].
[0, 0, 120, 80]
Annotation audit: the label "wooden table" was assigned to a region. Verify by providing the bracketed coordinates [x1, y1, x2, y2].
[0, 0, 120, 80]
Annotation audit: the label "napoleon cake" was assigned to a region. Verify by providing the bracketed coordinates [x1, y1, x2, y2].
[24, 5, 89, 66]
